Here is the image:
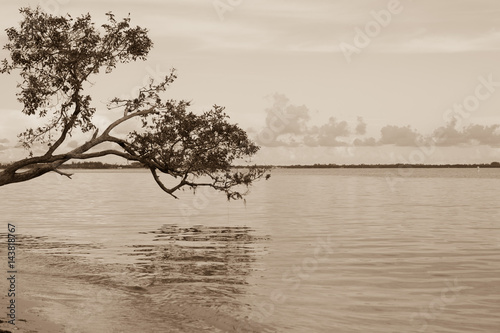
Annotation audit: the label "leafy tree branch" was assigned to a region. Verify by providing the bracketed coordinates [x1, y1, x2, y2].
[0, 7, 268, 199]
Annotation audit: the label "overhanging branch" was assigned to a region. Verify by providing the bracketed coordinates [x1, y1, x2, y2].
[52, 168, 73, 179]
[67, 149, 137, 161]
[150, 167, 180, 199]
[103, 107, 157, 136]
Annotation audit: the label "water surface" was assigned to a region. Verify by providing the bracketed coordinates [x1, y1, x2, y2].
[1, 168, 499, 332]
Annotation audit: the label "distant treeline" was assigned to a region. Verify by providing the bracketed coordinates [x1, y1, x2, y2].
[281, 162, 500, 169]
[0, 161, 145, 169]
[1, 161, 500, 169]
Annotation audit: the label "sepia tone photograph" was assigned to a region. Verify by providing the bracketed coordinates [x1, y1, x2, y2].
[0, 0, 499, 332]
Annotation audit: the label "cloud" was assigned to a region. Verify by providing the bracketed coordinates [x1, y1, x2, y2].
[264, 93, 310, 136]
[379, 125, 422, 146]
[378, 121, 500, 148]
[386, 31, 500, 54]
[256, 96, 379, 148]
[0, 136, 10, 152]
[355, 116, 366, 135]
[433, 120, 466, 146]
[354, 137, 377, 146]
[255, 94, 500, 149]
[258, 94, 356, 147]
[465, 124, 500, 145]
[434, 121, 500, 146]
[314, 117, 350, 147]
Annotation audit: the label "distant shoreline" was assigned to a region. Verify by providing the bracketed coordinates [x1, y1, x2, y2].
[277, 162, 500, 169]
[1, 161, 499, 170]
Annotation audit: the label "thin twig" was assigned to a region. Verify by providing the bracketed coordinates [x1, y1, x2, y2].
[52, 168, 73, 179]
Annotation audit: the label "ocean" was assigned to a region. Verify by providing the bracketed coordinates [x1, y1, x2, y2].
[1, 168, 499, 332]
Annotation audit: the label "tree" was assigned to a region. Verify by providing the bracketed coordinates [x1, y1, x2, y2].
[0, 7, 267, 199]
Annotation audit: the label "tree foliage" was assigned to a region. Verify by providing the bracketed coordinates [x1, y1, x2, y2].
[0, 7, 267, 199]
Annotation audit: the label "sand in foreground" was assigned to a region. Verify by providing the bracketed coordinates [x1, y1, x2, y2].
[0, 296, 64, 333]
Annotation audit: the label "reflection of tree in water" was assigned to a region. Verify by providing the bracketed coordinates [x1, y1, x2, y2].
[2, 230, 273, 331]
[126, 224, 271, 329]
[129, 224, 269, 287]
[0, 233, 102, 255]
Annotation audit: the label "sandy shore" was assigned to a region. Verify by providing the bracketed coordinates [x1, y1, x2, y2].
[0, 295, 65, 333]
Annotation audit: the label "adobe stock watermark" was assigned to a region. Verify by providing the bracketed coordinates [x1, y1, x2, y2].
[213, 0, 244, 22]
[176, 185, 220, 225]
[409, 278, 467, 332]
[256, 107, 299, 147]
[442, 73, 500, 128]
[39, 0, 70, 15]
[339, 0, 405, 63]
[248, 234, 337, 323]
[385, 73, 500, 191]
[324, 145, 355, 158]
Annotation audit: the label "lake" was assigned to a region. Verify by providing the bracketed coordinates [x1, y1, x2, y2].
[1, 168, 499, 332]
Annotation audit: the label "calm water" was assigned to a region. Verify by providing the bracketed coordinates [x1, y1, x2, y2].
[1, 168, 499, 332]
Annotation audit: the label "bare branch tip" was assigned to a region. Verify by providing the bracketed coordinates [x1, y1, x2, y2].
[53, 169, 73, 179]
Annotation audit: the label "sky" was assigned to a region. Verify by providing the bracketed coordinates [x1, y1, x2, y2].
[1, 0, 500, 165]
